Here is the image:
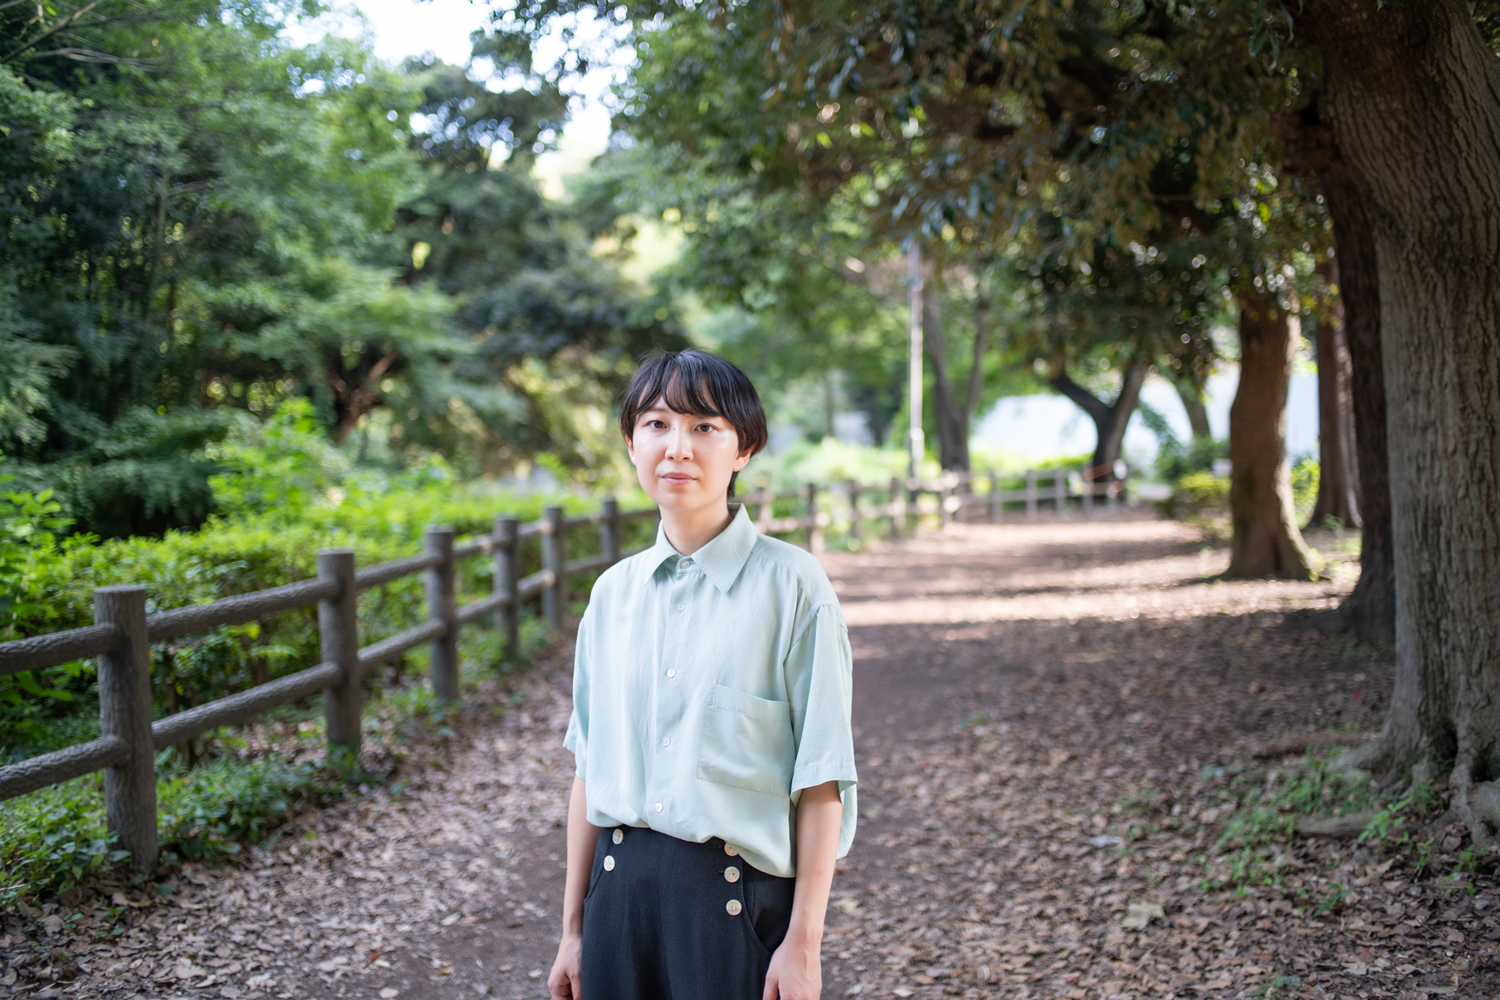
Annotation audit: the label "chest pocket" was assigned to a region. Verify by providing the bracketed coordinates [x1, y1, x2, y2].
[698, 684, 796, 797]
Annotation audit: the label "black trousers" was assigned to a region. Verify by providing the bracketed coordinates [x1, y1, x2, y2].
[581, 826, 795, 1000]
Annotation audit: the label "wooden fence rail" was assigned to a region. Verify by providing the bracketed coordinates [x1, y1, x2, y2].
[0, 464, 1125, 870]
[0, 500, 661, 869]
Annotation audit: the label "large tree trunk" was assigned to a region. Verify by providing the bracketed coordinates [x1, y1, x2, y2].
[922, 273, 990, 471]
[1226, 295, 1314, 579]
[1050, 356, 1149, 486]
[1322, 163, 1396, 646]
[1305, 0, 1500, 841]
[1307, 265, 1362, 529]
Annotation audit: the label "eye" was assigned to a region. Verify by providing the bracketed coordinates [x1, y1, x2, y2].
[696, 423, 715, 433]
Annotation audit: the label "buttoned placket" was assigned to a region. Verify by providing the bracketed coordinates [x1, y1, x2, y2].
[648, 556, 696, 823]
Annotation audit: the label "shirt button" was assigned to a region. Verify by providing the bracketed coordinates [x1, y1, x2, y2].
[724, 844, 738, 857]
[676, 603, 685, 611]
[603, 855, 615, 871]
[724, 866, 740, 883]
[654, 802, 663, 813]
[725, 899, 743, 916]
[612, 829, 624, 845]
[667, 669, 676, 678]
[660, 737, 670, 747]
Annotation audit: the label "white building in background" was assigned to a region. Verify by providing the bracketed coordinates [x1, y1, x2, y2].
[973, 368, 1321, 473]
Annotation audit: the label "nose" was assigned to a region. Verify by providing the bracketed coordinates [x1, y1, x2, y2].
[665, 424, 692, 461]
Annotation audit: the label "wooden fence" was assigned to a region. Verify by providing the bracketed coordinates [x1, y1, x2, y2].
[0, 500, 660, 869]
[0, 464, 1124, 870]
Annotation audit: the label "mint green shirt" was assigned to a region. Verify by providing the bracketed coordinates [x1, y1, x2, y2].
[563, 503, 857, 877]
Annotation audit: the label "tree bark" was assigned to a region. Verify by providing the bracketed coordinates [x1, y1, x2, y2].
[1050, 356, 1149, 485]
[922, 272, 990, 471]
[1307, 263, 1362, 529]
[1172, 374, 1213, 440]
[1304, 0, 1500, 841]
[1226, 295, 1314, 579]
[1321, 163, 1396, 646]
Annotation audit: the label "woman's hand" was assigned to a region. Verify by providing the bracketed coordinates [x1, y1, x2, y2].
[547, 932, 583, 1000]
[762, 933, 821, 1000]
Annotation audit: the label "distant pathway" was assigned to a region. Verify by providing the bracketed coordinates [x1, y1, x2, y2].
[16, 512, 1500, 1000]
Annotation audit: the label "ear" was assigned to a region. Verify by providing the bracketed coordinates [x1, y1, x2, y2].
[625, 432, 637, 464]
[732, 446, 753, 473]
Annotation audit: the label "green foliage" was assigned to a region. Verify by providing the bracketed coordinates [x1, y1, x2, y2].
[1159, 471, 1231, 537]
[1155, 436, 1229, 484]
[1291, 457, 1320, 524]
[0, 774, 122, 910]
[155, 751, 330, 861]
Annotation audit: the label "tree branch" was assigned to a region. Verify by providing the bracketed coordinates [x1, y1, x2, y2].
[2, 0, 107, 63]
[1049, 367, 1111, 427]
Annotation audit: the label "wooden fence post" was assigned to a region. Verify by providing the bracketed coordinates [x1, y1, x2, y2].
[1054, 469, 1068, 516]
[805, 484, 823, 553]
[494, 515, 520, 664]
[847, 480, 862, 541]
[95, 585, 156, 871]
[939, 478, 953, 528]
[1025, 470, 1038, 517]
[424, 527, 459, 701]
[318, 549, 361, 753]
[601, 497, 620, 566]
[543, 506, 566, 633]
[989, 469, 1001, 523]
[889, 476, 903, 540]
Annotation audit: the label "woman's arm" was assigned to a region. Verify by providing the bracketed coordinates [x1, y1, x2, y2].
[763, 780, 844, 1000]
[547, 777, 603, 1000]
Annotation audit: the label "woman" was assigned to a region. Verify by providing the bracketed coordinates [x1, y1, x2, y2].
[547, 349, 858, 1000]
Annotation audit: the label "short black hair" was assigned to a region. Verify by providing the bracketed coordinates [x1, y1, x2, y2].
[619, 349, 768, 496]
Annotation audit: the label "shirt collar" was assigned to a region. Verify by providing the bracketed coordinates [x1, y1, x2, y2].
[643, 503, 759, 594]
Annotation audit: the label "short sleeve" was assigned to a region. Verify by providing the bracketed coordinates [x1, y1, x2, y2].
[784, 603, 858, 855]
[562, 602, 593, 780]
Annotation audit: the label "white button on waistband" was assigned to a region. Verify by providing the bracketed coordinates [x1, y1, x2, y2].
[603, 855, 615, 871]
[725, 899, 742, 916]
[724, 844, 738, 857]
[724, 866, 740, 883]
[612, 829, 623, 845]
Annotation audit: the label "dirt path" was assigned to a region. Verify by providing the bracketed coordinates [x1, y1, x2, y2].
[8, 512, 1500, 1000]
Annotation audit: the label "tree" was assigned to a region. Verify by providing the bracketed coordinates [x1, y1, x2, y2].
[1305, 271, 1361, 529]
[1298, 0, 1500, 841]
[1226, 292, 1313, 578]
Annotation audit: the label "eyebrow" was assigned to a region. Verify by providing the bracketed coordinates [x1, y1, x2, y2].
[637, 406, 725, 421]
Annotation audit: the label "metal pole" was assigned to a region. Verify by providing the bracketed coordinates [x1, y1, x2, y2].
[424, 527, 459, 702]
[601, 497, 620, 566]
[543, 506, 566, 633]
[95, 586, 156, 871]
[318, 549, 361, 753]
[494, 516, 520, 665]
[907, 239, 925, 480]
[805, 483, 822, 553]
[888, 476, 903, 540]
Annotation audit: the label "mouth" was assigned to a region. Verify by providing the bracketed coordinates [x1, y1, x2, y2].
[660, 472, 695, 484]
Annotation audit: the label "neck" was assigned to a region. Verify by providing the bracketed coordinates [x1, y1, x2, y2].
[660, 500, 736, 556]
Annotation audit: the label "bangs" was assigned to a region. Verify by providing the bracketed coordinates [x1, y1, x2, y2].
[642, 367, 725, 420]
